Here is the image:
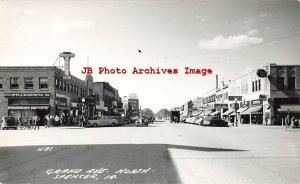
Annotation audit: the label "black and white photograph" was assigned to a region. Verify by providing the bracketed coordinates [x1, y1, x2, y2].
[0, 0, 300, 183]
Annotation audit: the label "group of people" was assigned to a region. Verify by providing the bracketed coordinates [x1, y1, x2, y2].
[285, 115, 300, 131]
[17, 112, 89, 130]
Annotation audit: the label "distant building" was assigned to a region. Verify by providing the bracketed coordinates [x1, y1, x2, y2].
[128, 98, 139, 116]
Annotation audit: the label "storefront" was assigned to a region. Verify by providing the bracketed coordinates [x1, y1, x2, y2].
[241, 99, 263, 124]
[5, 93, 50, 125]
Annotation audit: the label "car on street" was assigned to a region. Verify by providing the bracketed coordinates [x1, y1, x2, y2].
[0, 116, 18, 130]
[202, 116, 228, 127]
[87, 116, 119, 127]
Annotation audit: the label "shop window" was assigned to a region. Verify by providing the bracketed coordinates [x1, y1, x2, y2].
[24, 77, 33, 89]
[277, 77, 284, 90]
[0, 77, 3, 89]
[39, 77, 48, 89]
[288, 77, 295, 90]
[10, 77, 19, 89]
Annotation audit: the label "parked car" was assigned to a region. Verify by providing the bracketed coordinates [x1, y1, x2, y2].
[0, 116, 18, 130]
[202, 116, 228, 127]
[87, 116, 119, 127]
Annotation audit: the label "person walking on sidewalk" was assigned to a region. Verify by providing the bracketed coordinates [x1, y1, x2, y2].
[285, 115, 291, 132]
[33, 114, 40, 130]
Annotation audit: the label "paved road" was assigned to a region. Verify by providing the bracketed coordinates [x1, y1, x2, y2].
[0, 121, 299, 184]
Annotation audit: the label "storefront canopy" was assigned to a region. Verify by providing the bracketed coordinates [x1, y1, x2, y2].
[210, 111, 220, 116]
[191, 111, 202, 116]
[8, 106, 49, 110]
[278, 105, 300, 113]
[237, 107, 249, 113]
[223, 109, 234, 116]
[241, 106, 262, 115]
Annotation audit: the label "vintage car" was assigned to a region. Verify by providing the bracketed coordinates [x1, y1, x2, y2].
[87, 116, 119, 127]
[0, 116, 18, 130]
[202, 116, 228, 127]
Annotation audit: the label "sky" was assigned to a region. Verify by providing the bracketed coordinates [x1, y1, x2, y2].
[1, 0, 300, 113]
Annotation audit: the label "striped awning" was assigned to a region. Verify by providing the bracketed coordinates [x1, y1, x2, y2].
[223, 109, 234, 116]
[237, 107, 249, 113]
[241, 106, 262, 115]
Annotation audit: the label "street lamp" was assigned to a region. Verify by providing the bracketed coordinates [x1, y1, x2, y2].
[234, 98, 238, 127]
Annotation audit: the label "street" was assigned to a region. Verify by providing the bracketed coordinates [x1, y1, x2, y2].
[0, 121, 300, 184]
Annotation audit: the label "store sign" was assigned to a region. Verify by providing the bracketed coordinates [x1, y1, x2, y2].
[4, 93, 50, 97]
[240, 101, 250, 108]
[229, 96, 242, 101]
[214, 103, 228, 109]
[251, 99, 263, 106]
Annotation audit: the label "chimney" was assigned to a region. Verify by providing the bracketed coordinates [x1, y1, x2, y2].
[216, 75, 218, 90]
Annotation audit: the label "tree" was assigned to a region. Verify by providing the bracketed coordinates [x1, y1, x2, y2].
[142, 108, 154, 117]
[156, 108, 170, 119]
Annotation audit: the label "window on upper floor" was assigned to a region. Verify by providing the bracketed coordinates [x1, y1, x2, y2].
[55, 79, 59, 90]
[288, 77, 295, 90]
[277, 77, 284, 90]
[10, 77, 19, 89]
[63, 81, 66, 92]
[24, 77, 33, 89]
[39, 77, 48, 89]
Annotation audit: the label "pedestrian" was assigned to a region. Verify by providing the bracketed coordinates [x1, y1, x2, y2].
[79, 115, 84, 127]
[285, 115, 290, 131]
[45, 114, 49, 128]
[18, 115, 23, 126]
[290, 116, 295, 129]
[54, 115, 60, 127]
[49, 115, 54, 127]
[33, 114, 40, 130]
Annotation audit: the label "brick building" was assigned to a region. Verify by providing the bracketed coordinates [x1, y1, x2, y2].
[0, 66, 91, 125]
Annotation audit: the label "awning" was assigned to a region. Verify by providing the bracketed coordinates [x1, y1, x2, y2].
[191, 111, 202, 116]
[8, 106, 49, 110]
[278, 105, 300, 113]
[237, 107, 249, 113]
[210, 111, 220, 116]
[223, 109, 234, 116]
[203, 109, 213, 115]
[241, 106, 262, 115]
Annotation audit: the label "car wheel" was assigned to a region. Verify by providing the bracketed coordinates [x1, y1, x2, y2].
[93, 123, 97, 127]
[111, 122, 116, 127]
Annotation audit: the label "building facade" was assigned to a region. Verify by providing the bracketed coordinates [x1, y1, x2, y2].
[0, 66, 91, 125]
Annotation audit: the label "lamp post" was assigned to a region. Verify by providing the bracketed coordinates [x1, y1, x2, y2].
[235, 98, 238, 127]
